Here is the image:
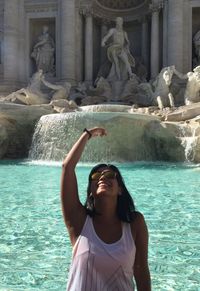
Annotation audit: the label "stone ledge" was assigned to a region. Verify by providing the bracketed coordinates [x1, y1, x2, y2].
[165, 102, 200, 121]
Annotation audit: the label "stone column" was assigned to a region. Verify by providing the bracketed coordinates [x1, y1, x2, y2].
[83, 8, 93, 85]
[60, 0, 76, 83]
[3, 0, 19, 81]
[18, 0, 26, 82]
[162, 0, 168, 67]
[141, 16, 148, 68]
[75, 9, 83, 82]
[150, 2, 162, 78]
[100, 21, 108, 64]
[167, 0, 184, 71]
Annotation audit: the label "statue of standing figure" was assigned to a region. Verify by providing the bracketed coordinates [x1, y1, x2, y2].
[31, 25, 55, 75]
[101, 17, 135, 81]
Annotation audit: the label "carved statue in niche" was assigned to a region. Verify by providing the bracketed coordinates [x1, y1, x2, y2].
[31, 25, 55, 76]
[193, 29, 200, 66]
[101, 17, 135, 81]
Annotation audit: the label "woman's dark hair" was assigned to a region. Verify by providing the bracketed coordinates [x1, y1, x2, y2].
[84, 163, 136, 223]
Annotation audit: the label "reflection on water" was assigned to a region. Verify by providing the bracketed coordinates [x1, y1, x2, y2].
[0, 160, 200, 290]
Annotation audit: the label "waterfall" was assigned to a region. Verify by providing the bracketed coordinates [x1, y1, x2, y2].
[29, 105, 197, 163]
[28, 107, 162, 162]
[178, 124, 198, 162]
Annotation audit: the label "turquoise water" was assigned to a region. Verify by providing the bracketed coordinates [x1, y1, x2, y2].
[0, 160, 200, 291]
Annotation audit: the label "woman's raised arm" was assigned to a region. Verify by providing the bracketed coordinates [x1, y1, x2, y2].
[61, 127, 106, 245]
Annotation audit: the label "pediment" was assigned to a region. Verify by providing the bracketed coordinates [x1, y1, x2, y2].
[96, 0, 147, 10]
[80, 0, 150, 22]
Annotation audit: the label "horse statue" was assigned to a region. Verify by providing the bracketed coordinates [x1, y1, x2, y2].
[5, 70, 49, 105]
[87, 77, 112, 101]
[183, 66, 200, 105]
[138, 66, 183, 109]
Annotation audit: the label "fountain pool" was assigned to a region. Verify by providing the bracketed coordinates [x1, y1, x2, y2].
[0, 160, 199, 290]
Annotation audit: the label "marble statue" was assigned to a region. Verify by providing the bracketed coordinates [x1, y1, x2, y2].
[152, 66, 176, 109]
[137, 66, 183, 109]
[41, 77, 71, 100]
[5, 69, 73, 105]
[5, 70, 49, 105]
[69, 82, 87, 104]
[88, 77, 112, 101]
[101, 17, 135, 81]
[193, 30, 200, 65]
[31, 25, 55, 75]
[121, 74, 140, 98]
[184, 66, 200, 105]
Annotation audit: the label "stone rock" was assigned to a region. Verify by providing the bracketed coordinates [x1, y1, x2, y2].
[81, 95, 107, 105]
[0, 102, 54, 159]
[193, 137, 200, 163]
[163, 120, 200, 162]
[0, 120, 9, 158]
[87, 77, 112, 101]
[165, 102, 200, 121]
[50, 99, 79, 113]
[69, 100, 79, 110]
[50, 99, 70, 107]
[143, 120, 185, 161]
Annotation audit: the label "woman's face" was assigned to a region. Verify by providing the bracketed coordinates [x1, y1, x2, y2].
[90, 167, 121, 198]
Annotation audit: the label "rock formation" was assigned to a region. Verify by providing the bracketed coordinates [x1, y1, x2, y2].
[0, 102, 53, 159]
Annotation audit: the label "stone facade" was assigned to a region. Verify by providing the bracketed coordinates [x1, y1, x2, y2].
[0, 0, 199, 93]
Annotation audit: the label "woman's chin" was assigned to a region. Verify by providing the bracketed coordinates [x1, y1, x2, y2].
[96, 187, 109, 195]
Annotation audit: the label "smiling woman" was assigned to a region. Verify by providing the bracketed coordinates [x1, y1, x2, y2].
[61, 127, 151, 291]
[85, 164, 136, 222]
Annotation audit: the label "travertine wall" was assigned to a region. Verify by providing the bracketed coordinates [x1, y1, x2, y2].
[0, 0, 199, 94]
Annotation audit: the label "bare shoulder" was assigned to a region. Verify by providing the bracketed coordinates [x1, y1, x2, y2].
[130, 211, 148, 241]
[131, 211, 146, 225]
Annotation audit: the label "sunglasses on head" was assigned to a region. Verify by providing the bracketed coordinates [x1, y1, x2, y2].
[91, 170, 117, 181]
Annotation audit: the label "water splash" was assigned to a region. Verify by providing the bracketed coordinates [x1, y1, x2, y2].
[179, 124, 198, 162]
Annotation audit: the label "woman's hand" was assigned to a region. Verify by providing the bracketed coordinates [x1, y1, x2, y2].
[87, 127, 107, 138]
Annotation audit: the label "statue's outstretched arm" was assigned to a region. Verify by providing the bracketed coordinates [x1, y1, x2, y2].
[101, 29, 114, 46]
[173, 67, 188, 79]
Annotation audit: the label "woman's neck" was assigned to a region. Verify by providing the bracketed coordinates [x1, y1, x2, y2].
[93, 198, 119, 224]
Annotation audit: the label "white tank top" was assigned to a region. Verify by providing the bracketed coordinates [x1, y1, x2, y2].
[66, 215, 136, 291]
